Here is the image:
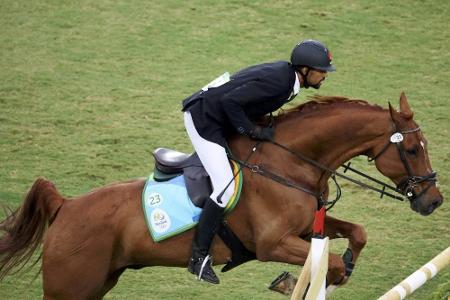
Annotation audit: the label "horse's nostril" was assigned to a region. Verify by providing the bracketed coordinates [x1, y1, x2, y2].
[421, 198, 442, 215]
[427, 199, 443, 214]
[432, 198, 443, 208]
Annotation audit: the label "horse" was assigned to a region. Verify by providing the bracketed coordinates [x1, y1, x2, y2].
[0, 92, 443, 299]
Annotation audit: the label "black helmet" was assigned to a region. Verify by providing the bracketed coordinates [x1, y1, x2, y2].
[290, 39, 336, 72]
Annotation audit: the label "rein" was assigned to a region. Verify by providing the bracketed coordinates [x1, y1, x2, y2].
[230, 135, 404, 212]
[268, 140, 405, 201]
[230, 146, 337, 201]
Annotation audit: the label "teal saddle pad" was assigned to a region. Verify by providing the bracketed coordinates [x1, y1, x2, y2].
[142, 161, 243, 242]
[142, 174, 202, 242]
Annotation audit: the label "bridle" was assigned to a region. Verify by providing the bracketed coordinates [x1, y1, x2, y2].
[368, 123, 437, 204]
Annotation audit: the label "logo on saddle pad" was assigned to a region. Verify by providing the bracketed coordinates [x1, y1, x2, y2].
[150, 208, 171, 233]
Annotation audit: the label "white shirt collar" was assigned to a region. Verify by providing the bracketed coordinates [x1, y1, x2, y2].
[293, 71, 300, 95]
[287, 71, 301, 102]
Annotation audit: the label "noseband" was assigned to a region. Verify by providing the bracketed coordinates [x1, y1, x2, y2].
[368, 125, 437, 203]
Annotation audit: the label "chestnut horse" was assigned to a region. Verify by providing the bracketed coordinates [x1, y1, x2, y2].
[0, 93, 443, 299]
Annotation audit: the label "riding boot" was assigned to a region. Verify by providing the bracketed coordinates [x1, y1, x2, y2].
[188, 199, 225, 284]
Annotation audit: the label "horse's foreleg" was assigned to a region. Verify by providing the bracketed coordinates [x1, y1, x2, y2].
[97, 268, 126, 299]
[324, 215, 367, 285]
[257, 234, 346, 286]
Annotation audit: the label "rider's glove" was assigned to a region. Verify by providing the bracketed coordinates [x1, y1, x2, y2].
[250, 126, 274, 141]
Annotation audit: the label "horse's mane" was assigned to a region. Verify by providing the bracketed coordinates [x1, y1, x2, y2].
[275, 95, 385, 122]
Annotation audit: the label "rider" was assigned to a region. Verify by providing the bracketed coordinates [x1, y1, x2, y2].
[181, 39, 336, 284]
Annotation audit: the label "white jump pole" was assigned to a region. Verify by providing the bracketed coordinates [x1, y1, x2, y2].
[290, 237, 329, 300]
[307, 237, 329, 300]
[291, 207, 329, 300]
[378, 246, 450, 300]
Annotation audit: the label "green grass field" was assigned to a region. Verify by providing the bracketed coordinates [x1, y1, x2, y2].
[1, 0, 449, 299]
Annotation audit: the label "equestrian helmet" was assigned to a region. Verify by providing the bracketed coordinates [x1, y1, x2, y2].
[290, 39, 336, 72]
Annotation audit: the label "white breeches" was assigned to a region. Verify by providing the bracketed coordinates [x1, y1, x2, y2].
[184, 111, 235, 208]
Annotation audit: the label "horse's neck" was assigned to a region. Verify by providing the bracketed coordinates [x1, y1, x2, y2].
[277, 108, 389, 181]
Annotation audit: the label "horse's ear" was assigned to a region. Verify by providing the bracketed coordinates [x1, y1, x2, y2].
[399, 91, 414, 119]
[388, 101, 397, 120]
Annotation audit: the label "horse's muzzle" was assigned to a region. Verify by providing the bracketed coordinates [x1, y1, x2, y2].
[411, 196, 443, 216]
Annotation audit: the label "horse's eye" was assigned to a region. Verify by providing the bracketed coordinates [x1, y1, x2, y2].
[406, 147, 418, 156]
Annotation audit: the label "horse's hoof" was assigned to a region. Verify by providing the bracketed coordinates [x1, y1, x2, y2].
[268, 271, 297, 296]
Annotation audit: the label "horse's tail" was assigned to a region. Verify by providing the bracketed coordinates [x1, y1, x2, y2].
[0, 177, 65, 280]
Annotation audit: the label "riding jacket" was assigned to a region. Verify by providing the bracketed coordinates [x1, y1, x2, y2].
[182, 61, 299, 146]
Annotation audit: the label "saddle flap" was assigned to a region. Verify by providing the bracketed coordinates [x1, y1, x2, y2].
[183, 165, 211, 208]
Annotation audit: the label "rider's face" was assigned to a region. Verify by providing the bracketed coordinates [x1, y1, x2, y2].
[307, 69, 328, 89]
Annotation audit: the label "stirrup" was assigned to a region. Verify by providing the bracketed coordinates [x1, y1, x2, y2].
[198, 255, 211, 280]
[188, 255, 220, 284]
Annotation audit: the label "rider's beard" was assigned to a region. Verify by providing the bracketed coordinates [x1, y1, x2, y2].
[309, 78, 325, 89]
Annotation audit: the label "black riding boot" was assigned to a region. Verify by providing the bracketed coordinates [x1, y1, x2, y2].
[188, 199, 225, 284]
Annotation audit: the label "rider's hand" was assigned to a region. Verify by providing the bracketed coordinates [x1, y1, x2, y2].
[250, 126, 274, 141]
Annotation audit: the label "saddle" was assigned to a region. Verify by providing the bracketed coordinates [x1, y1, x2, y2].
[151, 147, 256, 272]
[152, 148, 211, 208]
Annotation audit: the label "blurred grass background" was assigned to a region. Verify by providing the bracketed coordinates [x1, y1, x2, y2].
[1, 0, 449, 299]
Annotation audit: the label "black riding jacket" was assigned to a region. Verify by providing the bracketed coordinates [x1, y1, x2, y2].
[182, 61, 298, 146]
